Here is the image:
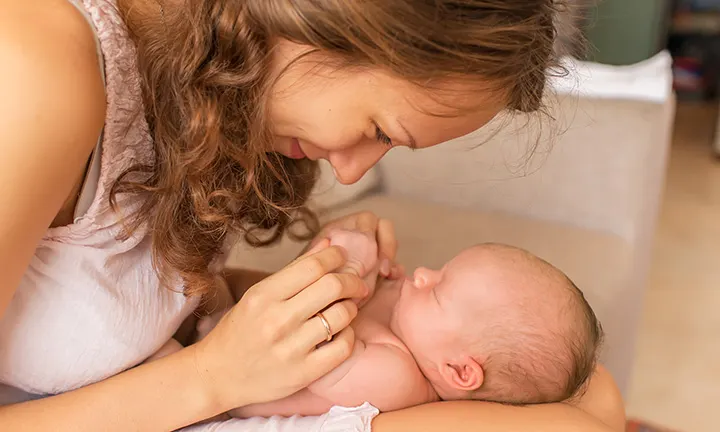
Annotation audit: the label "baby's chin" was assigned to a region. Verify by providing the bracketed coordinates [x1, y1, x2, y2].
[388, 302, 402, 337]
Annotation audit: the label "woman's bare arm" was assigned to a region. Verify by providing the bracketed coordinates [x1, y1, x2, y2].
[372, 365, 625, 432]
[566, 365, 626, 431]
[0, 346, 223, 431]
[0, 0, 105, 315]
[0, 3, 225, 430]
[372, 401, 613, 432]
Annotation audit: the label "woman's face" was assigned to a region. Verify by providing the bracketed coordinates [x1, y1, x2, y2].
[268, 41, 507, 185]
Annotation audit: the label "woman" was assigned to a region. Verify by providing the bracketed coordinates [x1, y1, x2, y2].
[0, 0, 625, 430]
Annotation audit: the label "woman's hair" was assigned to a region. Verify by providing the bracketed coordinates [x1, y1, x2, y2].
[115, 0, 571, 298]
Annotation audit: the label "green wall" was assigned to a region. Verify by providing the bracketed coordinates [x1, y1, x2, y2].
[586, 0, 670, 65]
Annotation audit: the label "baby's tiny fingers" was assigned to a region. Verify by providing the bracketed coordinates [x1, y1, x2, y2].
[377, 219, 397, 261]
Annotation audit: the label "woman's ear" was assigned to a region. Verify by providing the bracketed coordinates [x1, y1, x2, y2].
[440, 356, 484, 393]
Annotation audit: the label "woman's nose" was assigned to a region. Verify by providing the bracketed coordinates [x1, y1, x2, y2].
[413, 267, 440, 290]
[328, 144, 390, 185]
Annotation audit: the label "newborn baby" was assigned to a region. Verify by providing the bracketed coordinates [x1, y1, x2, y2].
[217, 231, 604, 418]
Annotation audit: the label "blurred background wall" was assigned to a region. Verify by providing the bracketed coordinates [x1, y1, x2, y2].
[586, 0, 673, 65]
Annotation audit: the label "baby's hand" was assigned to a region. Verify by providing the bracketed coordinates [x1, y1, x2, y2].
[329, 230, 378, 277]
[328, 230, 380, 305]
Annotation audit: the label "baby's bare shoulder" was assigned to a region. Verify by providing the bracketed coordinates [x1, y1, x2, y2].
[308, 336, 433, 412]
[358, 342, 435, 411]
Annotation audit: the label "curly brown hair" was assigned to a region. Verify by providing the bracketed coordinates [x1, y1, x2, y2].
[114, 0, 571, 298]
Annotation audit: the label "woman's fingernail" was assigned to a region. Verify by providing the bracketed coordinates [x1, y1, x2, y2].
[380, 259, 391, 276]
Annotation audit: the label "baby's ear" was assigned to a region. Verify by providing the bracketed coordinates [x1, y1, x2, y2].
[440, 356, 484, 393]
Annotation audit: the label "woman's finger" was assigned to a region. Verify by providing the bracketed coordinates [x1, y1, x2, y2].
[303, 238, 331, 257]
[290, 238, 330, 266]
[286, 299, 358, 353]
[379, 258, 391, 278]
[377, 218, 397, 261]
[260, 245, 347, 300]
[304, 326, 356, 377]
[350, 211, 380, 235]
[287, 272, 367, 321]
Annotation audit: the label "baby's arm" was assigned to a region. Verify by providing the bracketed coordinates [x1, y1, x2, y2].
[307, 340, 437, 412]
[227, 388, 334, 418]
[227, 337, 371, 418]
[228, 339, 434, 418]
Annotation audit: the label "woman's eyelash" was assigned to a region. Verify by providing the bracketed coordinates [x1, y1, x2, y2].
[374, 125, 393, 147]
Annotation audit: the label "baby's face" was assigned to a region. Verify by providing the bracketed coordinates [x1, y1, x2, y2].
[389, 248, 488, 390]
[389, 245, 548, 397]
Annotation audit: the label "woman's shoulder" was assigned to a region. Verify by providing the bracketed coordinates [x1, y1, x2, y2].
[0, 0, 104, 98]
[0, 0, 108, 316]
[2, 0, 99, 50]
[0, 0, 106, 143]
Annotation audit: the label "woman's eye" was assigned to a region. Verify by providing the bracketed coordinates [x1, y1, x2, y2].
[374, 125, 393, 147]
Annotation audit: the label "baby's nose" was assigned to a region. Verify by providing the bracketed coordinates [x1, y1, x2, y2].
[413, 267, 440, 290]
[413, 267, 430, 288]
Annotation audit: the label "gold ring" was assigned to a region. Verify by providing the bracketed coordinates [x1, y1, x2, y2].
[316, 312, 332, 342]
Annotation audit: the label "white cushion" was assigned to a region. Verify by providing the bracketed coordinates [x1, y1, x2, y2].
[552, 51, 673, 103]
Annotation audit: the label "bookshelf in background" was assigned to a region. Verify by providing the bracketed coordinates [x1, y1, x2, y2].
[669, 0, 720, 101]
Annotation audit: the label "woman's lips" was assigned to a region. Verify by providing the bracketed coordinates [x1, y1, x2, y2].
[288, 138, 307, 159]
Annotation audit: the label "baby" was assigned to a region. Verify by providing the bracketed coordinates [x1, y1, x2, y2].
[159, 230, 603, 418]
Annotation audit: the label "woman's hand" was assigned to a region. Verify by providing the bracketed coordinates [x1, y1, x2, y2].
[191, 241, 366, 412]
[308, 212, 403, 280]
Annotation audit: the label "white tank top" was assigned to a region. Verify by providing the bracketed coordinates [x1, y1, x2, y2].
[0, 0, 199, 400]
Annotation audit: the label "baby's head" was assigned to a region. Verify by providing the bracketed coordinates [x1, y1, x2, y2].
[390, 243, 602, 405]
